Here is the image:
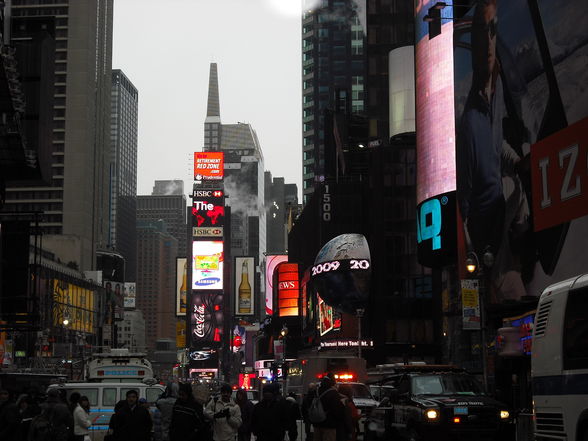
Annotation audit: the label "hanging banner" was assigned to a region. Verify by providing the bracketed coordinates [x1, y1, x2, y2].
[461, 279, 481, 330]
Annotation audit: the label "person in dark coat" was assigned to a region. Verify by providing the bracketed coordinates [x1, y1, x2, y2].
[29, 389, 73, 441]
[312, 375, 345, 441]
[251, 383, 289, 441]
[285, 392, 301, 441]
[235, 389, 254, 441]
[110, 390, 152, 441]
[169, 383, 207, 441]
[0, 389, 20, 441]
[301, 383, 317, 441]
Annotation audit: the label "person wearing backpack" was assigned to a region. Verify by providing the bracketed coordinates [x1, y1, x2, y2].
[301, 383, 317, 441]
[29, 389, 73, 441]
[309, 375, 345, 441]
[169, 383, 207, 441]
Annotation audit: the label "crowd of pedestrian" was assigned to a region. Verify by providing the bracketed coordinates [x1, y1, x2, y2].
[0, 374, 358, 441]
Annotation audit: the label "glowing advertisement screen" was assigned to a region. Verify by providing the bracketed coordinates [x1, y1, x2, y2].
[415, 0, 456, 204]
[192, 241, 223, 290]
[190, 291, 223, 347]
[264, 255, 287, 315]
[194, 152, 224, 181]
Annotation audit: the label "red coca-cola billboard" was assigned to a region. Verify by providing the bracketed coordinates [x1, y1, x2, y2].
[190, 292, 223, 348]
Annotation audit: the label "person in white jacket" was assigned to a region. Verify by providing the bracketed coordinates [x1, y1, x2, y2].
[205, 384, 242, 441]
[72, 394, 92, 441]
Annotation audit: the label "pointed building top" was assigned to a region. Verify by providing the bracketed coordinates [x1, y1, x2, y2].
[206, 63, 221, 123]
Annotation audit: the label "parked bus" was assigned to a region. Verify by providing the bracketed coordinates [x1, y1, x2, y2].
[86, 348, 154, 382]
[532, 274, 588, 441]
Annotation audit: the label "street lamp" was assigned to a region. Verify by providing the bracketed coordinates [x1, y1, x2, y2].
[465, 249, 493, 391]
[280, 324, 288, 396]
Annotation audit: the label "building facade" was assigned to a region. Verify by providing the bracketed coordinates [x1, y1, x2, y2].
[110, 70, 138, 281]
[118, 309, 146, 352]
[136, 220, 178, 351]
[2, 0, 114, 272]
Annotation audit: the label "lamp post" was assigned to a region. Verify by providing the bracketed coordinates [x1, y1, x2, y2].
[356, 308, 365, 359]
[280, 324, 288, 396]
[466, 249, 494, 392]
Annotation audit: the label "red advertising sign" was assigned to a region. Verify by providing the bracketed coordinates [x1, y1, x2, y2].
[277, 263, 299, 317]
[531, 117, 588, 231]
[239, 373, 256, 389]
[194, 152, 224, 181]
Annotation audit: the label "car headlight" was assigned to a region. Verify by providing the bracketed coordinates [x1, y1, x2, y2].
[500, 410, 510, 419]
[426, 409, 439, 420]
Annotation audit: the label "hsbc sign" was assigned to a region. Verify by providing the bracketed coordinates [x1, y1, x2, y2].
[193, 227, 223, 238]
[193, 190, 224, 198]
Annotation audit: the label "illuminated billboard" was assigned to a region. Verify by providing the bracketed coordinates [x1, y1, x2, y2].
[190, 291, 223, 347]
[235, 257, 255, 316]
[52, 280, 95, 333]
[453, 0, 588, 302]
[124, 282, 136, 309]
[194, 152, 224, 181]
[415, 0, 456, 204]
[104, 281, 124, 321]
[264, 255, 288, 315]
[318, 295, 333, 336]
[277, 263, 299, 317]
[192, 189, 225, 228]
[192, 241, 223, 290]
[176, 257, 187, 316]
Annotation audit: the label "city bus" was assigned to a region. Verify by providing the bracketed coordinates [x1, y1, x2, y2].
[532, 274, 588, 441]
[86, 348, 154, 382]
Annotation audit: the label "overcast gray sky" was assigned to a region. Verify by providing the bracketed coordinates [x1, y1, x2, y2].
[112, 0, 304, 197]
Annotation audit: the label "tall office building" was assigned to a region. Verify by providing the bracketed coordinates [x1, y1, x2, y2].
[110, 70, 138, 281]
[136, 220, 177, 351]
[202, 63, 266, 265]
[265, 172, 299, 254]
[301, 0, 367, 203]
[2, 0, 114, 271]
[137, 184, 187, 258]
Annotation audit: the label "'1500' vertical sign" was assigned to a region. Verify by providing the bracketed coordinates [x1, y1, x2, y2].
[531, 117, 588, 231]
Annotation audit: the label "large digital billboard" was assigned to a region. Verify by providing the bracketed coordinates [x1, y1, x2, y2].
[415, 0, 456, 204]
[277, 263, 299, 317]
[264, 255, 288, 315]
[190, 291, 223, 347]
[453, 0, 588, 302]
[194, 152, 224, 181]
[192, 189, 225, 229]
[192, 241, 224, 290]
[52, 280, 95, 333]
[176, 257, 187, 316]
[235, 257, 255, 316]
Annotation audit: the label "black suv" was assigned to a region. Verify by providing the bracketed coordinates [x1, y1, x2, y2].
[365, 365, 514, 441]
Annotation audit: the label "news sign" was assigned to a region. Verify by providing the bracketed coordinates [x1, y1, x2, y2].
[192, 189, 225, 228]
[277, 263, 299, 317]
[194, 152, 224, 181]
[192, 241, 223, 290]
[190, 291, 223, 347]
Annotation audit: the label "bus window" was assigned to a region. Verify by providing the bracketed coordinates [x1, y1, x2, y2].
[103, 388, 117, 406]
[121, 388, 140, 399]
[564, 287, 588, 370]
[69, 388, 99, 406]
[146, 387, 162, 403]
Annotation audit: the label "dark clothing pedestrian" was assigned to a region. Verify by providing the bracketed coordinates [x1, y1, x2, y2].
[251, 386, 289, 441]
[301, 387, 317, 441]
[0, 398, 20, 441]
[169, 398, 206, 441]
[30, 394, 72, 441]
[236, 396, 254, 441]
[312, 378, 346, 441]
[286, 396, 301, 441]
[110, 400, 153, 441]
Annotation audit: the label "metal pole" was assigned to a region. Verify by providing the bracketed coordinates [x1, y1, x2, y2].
[356, 308, 364, 359]
[478, 271, 488, 392]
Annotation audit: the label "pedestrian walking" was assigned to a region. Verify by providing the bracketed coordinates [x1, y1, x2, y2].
[29, 389, 73, 441]
[169, 383, 207, 441]
[0, 388, 20, 441]
[109, 390, 152, 441]
[309, 375, 345, 441]
[204, 384, 242, 441]
[301, 383, 317, 441]
[251, 383, 289, 441]
[337, 385, 359, 441]
[156, 382, 178, 441]
[15, 394, 36, 441]
[235, 389, 254, 441]
[285, 392, 301, 441]
[72, 393, 92, 441]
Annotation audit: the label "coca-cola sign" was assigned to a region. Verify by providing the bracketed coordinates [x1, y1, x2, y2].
[190, 292, 223, 348]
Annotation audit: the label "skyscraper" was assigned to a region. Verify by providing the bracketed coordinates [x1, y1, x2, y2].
[202, 63, 266, 265]
[110, 70, 138, 281]
[3, 0, 114, 271]
[301, 0, 367, 203]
